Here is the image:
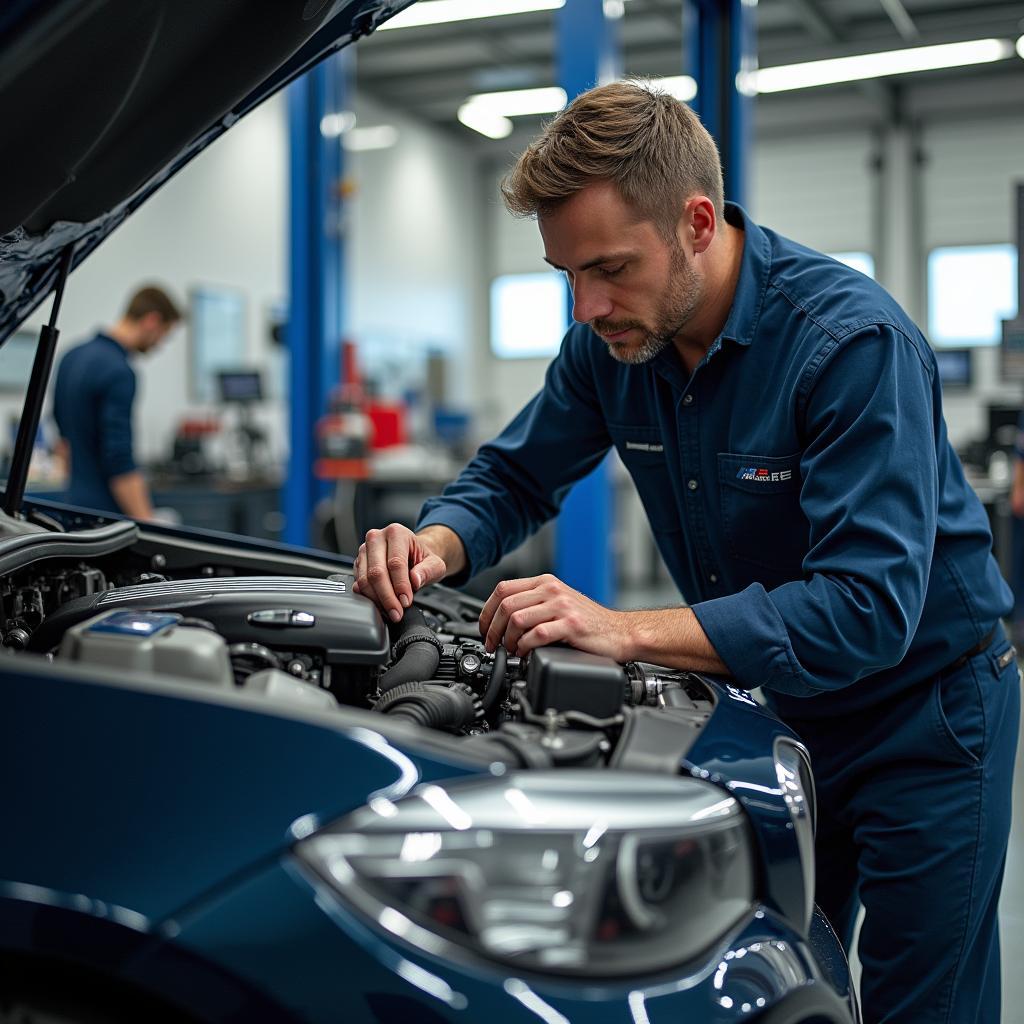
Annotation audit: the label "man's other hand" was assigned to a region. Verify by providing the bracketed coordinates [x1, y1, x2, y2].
[479, 573, 630, 661]
[352, 524, 449, 623]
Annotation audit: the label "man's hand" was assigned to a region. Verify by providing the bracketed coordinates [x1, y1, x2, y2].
[478, 573, 632, 661]
[352, 523, 460, 622]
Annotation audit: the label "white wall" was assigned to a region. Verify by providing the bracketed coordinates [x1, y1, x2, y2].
[348, 94, 484, 416]
[16, 86, 483, 477]
[24, 92, 289, 465]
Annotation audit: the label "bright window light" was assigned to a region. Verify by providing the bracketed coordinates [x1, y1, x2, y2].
[382, 0, 565, 30]
[928, 244, 1018, 348]
[828, 251, 875, 279]
[491, 273, 568, 359]
[748, 38, 1014, 93]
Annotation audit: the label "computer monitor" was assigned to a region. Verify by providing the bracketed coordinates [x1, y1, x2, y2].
[934, 348, 972, 390]
[217, 369, 263, 403]
[987, 404, 1020, 453]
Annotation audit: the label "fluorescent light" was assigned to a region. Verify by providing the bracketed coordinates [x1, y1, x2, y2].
[462, 86, 568, 117]
[1017, 34, 1024, 60]
[457, 35, 1013, 139]
[457, 103, 513, 139]
[655, 75, 698, 102]
[344, 125, 399, 151]
[381, 0, 564, 30]
[320, 111, 357, 138]
[749, 38, 1014, 93]
[457, 81, 698, 137]
[458, 87, 566, 138]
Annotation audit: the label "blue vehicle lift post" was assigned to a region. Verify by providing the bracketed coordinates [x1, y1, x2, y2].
[683, 0, 755, 208]
[285, 53, 351, 546]
[553, 0, 622, 605]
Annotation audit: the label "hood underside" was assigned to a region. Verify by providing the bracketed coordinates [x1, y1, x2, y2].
[0, 0, 411, 345]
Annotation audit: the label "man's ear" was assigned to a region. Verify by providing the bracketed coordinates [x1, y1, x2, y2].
[687, 196, 717, 256]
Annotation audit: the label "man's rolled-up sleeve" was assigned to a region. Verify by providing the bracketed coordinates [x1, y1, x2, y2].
[692, 325, 938, 697]
[98, 369, 137, 480]
[417, 327, 612, 582]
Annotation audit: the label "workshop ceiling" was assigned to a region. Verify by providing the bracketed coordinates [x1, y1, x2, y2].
[355, 0, 1024, 144]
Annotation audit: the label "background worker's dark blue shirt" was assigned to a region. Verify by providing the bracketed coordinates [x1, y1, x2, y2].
[53, 332, 137, 514]
[419, 202, 1012, 716]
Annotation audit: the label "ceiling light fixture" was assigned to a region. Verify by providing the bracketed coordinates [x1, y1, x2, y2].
[343, 125, 399, 151]
[747, 37, 1014, 93]
[381, 0, 565, 31]
[457, 80, 695, 137]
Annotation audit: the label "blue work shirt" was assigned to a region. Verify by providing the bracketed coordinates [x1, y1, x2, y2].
[419, 202, 1012, 716]
[53, 332, 137, 514]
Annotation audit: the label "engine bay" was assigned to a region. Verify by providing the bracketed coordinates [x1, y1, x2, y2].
[0, 520, 716, 771]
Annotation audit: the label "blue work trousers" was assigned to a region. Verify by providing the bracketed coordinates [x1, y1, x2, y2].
[783, 626, 1021, 1024]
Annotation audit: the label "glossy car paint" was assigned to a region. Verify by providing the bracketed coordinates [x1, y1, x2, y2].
[0, 499, 858, 1023]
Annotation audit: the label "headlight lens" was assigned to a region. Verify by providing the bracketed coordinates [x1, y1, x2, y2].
[297, 770, 755, 977]
[774, 738, 816, 932]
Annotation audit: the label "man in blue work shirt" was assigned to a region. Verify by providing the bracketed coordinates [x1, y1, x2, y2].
[53, 285, 181, 519]
[353, 83, 1019, 1023]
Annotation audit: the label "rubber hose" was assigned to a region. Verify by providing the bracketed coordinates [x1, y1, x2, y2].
[480, 645, 507, 725]
[388, 605, 428, 642]
[379, 639, 442, 693]
[375, 682, 476, 730]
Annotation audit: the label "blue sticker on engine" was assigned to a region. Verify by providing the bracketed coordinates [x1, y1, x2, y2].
[86, 611, 181, 637]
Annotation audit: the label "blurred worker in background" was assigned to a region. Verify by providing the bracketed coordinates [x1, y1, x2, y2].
[53, 284, 182, 520]
[354, 81, 1019, 1024]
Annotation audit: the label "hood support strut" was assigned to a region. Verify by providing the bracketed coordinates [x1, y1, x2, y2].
[3, 245, 74, 523]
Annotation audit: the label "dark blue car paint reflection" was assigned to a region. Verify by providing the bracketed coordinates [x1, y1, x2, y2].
[0, 503, 858, 1023]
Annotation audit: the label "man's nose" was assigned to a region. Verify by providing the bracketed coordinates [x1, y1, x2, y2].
[570, 279, 613, 324]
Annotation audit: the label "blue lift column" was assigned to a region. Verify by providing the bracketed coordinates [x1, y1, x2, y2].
[683, 0, 756, 207]
[553, 0, 622, 604]
[285, 52, 351, 547]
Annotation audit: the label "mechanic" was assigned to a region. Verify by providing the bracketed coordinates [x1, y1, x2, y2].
[353, 82, 1019, 1024]
[53, 284, 181, 520]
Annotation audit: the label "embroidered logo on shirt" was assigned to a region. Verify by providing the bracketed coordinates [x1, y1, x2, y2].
[737, 466, 792, 483]
[626, 441, 664, 453]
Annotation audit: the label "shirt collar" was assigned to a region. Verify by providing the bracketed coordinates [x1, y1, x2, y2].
[718, 201, 772, 349]
[649, 202, 772, 387]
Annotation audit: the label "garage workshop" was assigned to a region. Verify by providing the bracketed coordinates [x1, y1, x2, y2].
[0, 2, 1022, 1023]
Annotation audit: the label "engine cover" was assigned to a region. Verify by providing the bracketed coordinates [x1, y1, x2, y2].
[30, 576, 389, 667]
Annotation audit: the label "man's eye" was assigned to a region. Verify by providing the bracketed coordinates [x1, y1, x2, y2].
[599, 264, 625, 277]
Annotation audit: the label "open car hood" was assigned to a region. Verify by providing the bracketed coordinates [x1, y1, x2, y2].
[0, 0, 413, 346]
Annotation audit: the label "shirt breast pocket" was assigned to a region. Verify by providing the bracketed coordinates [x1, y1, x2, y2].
[717, 452, 808, 571]
[609, 423, 680, 533]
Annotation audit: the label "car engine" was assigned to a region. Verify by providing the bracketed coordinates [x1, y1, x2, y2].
[2, 542, 716, 770]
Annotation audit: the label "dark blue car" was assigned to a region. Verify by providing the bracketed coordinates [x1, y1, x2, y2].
[0, 3, 859, 1022]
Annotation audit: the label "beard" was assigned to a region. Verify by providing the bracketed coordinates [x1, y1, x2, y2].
[592, 244, 703, 365]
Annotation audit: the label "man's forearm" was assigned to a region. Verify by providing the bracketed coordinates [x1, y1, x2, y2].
[415, 524, 467, 580]
[622, 606, 729, 675]
[109, 470, 155, 520]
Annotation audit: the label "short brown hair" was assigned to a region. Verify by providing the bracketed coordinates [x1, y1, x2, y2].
[501, 80, 724, 238]
[123, 284, 182, 323]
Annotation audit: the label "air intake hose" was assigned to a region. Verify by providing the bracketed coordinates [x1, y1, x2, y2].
[378, 607, 443, 693]
[374, 682, 476, 730]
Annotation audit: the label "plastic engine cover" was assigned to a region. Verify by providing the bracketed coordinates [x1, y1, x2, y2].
[32, 576, 389, 667]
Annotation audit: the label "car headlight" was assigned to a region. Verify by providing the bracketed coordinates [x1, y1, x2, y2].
[297, 770, 755, 977]
[774, 738, 816, 932]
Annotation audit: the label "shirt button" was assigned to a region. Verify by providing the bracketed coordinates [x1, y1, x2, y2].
[683, 394, 694, 406]
[709, 573, 719, 584]
[687, 479, 699, 491]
